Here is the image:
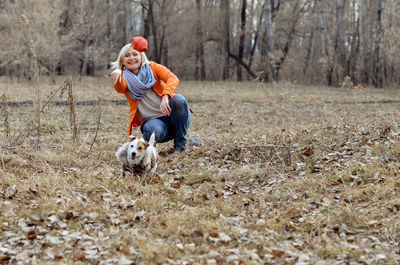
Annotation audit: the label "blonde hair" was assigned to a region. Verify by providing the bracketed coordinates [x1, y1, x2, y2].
[110, 43, 149, 70]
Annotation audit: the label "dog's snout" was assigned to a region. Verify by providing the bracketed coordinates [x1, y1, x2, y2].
[131, 151, 137, 158]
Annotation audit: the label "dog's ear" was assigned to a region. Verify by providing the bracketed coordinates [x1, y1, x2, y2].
[128, 135, 136, 141]
[144, 142, 149, 148]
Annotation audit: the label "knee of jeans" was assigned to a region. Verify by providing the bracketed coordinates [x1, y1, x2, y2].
[170, 94, 187, 114]
[142, 124, 165, 142]
[141, 125, 152, 141]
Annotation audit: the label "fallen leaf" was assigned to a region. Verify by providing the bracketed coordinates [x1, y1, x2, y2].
[192, 230, 204, 244]
[27, 214, 44, 226]
[27, 231, 37, 240]
[28, 185, 39, 195]
[118, 255, 134, 265]
[219, 232, 231, 242]
[302, 146, 314, 157]
[176, 243, 184, 250]
[272, 249, 285, 258]
[73, 251, 85, 261]
[5, 185, 18, 199]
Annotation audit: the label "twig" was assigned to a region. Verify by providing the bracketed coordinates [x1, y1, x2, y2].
[42, 77, 71, 111]
[21, 15, 41, 147]
[67, 76, 78, 144]
[1, 94, 10, 137]
[0, 148, 5, 171]
[77, 99, 100, 132]
[9, 77, 71, 146]
[88, 99, 102, 153]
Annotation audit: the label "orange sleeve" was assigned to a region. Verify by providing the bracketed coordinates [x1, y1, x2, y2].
[114, 72, 128, 93]
[152, 62, 179, 99]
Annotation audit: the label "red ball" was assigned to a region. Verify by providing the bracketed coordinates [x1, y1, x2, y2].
[131, 37, 148, 52]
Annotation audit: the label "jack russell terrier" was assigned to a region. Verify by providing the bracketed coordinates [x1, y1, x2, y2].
[116, 132, 158, 178]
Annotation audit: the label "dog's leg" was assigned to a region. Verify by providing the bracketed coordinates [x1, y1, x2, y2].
[149, 164, 157, 176]
[120, 164, 130, 178]
[120, 165, 128, 178]
[136, 172, 146, 185]
[146, 165, 157, 184]
[139, 166, 150, 185]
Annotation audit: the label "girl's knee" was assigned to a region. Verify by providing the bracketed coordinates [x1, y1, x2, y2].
[170, 94, 188, 113]
[142, 124, 166, 142]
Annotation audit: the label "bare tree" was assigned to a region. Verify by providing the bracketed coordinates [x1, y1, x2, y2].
[195, 0, 206, 80]
[248, 1, 265, 69]
[221, 0, 231, 80]
[274, 0, 306, 81]
[236, 0, 247, 81]
[357, 0, 366, 84]
[336, 0, 346, 81]
[263, 0, 276, 81]
[2, 0, 400, 88]
[374, 0, 387, 87]
[0, 0, 63, 77]
[303, 0, 317, 77]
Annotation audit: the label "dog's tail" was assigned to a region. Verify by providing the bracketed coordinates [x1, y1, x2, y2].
[149, 132, 156, 147]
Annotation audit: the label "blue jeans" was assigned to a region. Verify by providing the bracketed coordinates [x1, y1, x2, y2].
[141, 94, 191, 149]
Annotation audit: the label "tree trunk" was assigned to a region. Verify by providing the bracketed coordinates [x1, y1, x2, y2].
[264, 0, 275, 54]
[236, 0, 247, 81]
[274, 1, 301, 81]
[304, 0, 317, 77]
[336, 0, 346, 81]
[159, 23, 166, 66]
[148, 0, 160, 62]
[124, 0, 134, 43]
[318, 0, 328, 58]
[357, 0, 366, 84]
[374, 0, 386, 88]
[264, 0, 276, 81]
[161, 27, 169, 67]
[248, 1, 264, 69]
[221, 0, 230, 80]
[141, 0, 150, 38]
[80, 0, 95, 76]
[318, 0, 330, 85]
[106, 0, 111, 68]
[195, 0, 206, 80]
[348, 0, 357, 80]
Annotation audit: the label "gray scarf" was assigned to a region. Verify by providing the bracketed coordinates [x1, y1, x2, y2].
[123, 63, 156, 100]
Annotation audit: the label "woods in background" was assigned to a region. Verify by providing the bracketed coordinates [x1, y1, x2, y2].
[1, 0, 399, 88]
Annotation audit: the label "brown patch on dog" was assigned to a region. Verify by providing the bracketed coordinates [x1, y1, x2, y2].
[136, 140, 149, 156]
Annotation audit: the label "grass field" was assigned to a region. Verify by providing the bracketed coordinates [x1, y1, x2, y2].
[1, 77, 400, 264]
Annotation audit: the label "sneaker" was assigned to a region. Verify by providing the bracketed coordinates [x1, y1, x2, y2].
[174, 146, 186, 152]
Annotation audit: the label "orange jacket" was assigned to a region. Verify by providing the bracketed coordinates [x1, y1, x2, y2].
[114, 61, 179, 137]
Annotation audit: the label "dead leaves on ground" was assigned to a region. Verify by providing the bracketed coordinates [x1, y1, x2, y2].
[1, 123, 400, 264]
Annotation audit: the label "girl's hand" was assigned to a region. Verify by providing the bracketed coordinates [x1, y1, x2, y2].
[160, 95, 171, 116]
[111, 69, 122, 85]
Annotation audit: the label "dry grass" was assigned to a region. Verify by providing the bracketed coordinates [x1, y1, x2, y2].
[1, 77, 400, 264]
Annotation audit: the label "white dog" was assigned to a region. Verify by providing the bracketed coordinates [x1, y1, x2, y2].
[116, 132, 158, 178]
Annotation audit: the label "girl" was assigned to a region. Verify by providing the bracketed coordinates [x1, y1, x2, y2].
[111, 37, 192, 152]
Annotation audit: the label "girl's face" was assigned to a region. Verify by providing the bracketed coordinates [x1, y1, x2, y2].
[122, 47, 142, 74]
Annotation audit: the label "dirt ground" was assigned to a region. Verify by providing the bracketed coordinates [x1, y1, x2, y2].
[1, 77, 400, 264]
